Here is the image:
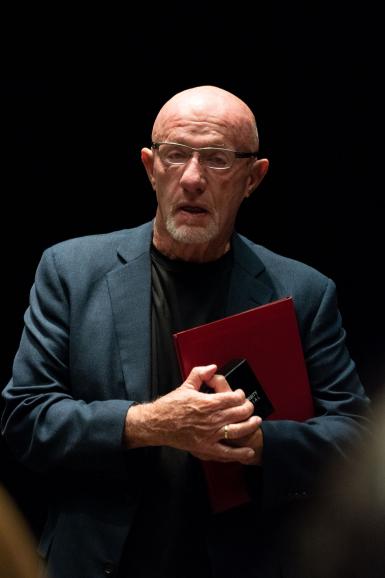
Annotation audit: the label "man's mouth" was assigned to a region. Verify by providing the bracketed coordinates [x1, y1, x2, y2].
[178, 205, 208, 214]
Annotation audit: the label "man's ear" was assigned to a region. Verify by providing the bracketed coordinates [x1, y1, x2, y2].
[245, 158, 269, 198]
[141, 147, 156, 190]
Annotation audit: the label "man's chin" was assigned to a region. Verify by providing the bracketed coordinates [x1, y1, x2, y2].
[166, 223, 219, 245]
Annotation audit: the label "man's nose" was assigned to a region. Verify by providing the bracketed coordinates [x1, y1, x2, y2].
[179, 153, 206, 193]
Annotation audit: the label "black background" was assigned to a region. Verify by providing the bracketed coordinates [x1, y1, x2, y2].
[1, 3, 384, 535]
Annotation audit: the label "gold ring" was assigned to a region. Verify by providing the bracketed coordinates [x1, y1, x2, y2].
[224, 424, 229, 440]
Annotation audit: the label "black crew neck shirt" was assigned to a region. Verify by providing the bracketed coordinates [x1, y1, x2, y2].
[117, 245, 233, 578]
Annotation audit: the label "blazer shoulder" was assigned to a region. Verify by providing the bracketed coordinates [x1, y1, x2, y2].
[238, 234, 330, 288]
[40, 222, 152, 280]
[236, 235, 339, 338]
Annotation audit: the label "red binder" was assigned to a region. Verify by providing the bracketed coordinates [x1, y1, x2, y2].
[173, 297, 313, 512]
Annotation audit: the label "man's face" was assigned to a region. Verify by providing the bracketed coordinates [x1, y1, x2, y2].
[142, 97, 268, 259]
[153, 138, 253, 244]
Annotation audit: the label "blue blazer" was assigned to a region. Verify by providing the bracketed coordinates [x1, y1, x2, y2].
[1, 222, 369, 577]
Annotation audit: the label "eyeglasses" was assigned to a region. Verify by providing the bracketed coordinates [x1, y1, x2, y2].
[152, 141, 258, 170]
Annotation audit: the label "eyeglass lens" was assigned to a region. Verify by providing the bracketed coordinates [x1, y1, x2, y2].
[157, 143, 234, 169]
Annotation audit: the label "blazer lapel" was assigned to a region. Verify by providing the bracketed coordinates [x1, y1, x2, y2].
[107, 223, 153, 402]
[226, 233, 274, 315]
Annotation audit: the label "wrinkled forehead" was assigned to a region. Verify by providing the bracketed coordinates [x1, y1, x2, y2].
[152, 95, 258, 149]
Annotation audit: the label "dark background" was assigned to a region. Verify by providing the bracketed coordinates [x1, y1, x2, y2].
[1, 3, 384, 536]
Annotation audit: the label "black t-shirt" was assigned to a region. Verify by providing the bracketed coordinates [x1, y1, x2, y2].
[117, 245, 233, 578]
[150, 243, 233, 397]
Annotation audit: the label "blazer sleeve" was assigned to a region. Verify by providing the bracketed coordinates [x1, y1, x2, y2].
[1, 248, 134, 474]
[251, 277, 371, 508]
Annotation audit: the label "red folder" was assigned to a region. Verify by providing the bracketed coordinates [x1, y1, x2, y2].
[173, 297, 313, 512]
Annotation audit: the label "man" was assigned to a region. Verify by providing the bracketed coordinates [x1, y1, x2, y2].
[2, 86, 369, 578]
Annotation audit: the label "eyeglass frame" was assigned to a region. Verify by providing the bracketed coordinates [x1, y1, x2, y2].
[151, 141, 258, 170]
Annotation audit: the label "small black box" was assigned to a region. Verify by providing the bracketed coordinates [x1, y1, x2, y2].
[202, 358, 274, 419]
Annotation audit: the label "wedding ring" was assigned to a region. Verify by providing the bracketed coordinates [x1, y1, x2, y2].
[224, 424, 229, 440]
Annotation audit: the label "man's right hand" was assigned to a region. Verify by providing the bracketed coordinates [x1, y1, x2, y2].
[123, 364, 260, 465]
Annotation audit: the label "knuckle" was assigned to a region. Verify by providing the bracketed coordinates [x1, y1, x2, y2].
[208, 395, 222, 410]
[238, 404, 251, 420]
[189, 366, 200, 379]
[234, 389, 246, 402]
[243, 400, 254, 416]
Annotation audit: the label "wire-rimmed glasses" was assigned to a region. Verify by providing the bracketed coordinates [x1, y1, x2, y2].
[152, 142, 258, 170]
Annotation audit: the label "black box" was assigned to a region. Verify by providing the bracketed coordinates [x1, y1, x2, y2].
[202, 358, 274, 419]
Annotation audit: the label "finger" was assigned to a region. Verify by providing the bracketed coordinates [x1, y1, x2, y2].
[204, 373, 231, 393]
[214, 398, 254, 425]
[184, 365, 217, 390]
[237, 452, 259, 466]
[213, 442, 256, 463]
[219, 416, 261, 441]
[205, 393, 247, 414]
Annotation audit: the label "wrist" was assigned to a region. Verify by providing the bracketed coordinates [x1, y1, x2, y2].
[123, 403, 155, 448]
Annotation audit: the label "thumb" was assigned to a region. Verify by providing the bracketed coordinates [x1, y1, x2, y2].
[183, 364, 218, 391]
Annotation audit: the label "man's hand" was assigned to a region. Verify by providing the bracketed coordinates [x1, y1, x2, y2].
[193, 367, 264, 465]
[123, 364, 261, 465]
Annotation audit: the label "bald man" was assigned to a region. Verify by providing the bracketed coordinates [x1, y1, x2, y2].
[2, 86, 369, 578]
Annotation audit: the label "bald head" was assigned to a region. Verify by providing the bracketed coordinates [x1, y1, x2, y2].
[152, 86, 259, 151]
